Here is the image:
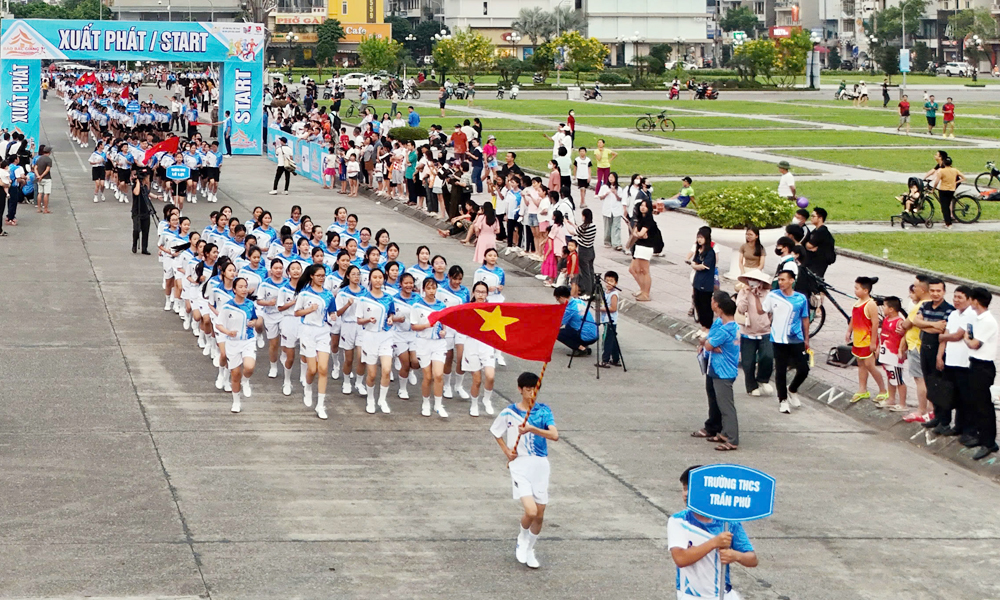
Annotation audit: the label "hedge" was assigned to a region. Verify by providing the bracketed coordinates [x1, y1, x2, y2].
[696, 184, 795, 229]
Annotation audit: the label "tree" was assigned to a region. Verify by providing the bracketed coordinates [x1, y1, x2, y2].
[496, 56, 527, 86]
[453, 28, 495, 82]
[357, 35, 403, 73]
[912, 41, 932, 72]
[414, 21, 448, 56]
[553, 31, 609, 83]
[949, 8, 997, 63]
[532, 42, 556, 79]
[315, 19, 345, 68]
[732, 38, 777, 82]
[385, 16, 412, 46]
[12, 0, 102, 19]
[719, 5, 758, 36]
[512, 7, 554, 49]
[827, 47, 842, 70]
[431, 36, 460, 83]
[774, 29, 812, 86]
[873, 44, 900, 77]
[648, 43, 672, 67]
[552, 6, 586, 36]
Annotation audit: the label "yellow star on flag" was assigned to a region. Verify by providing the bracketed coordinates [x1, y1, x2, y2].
[474, 306, 520, 341]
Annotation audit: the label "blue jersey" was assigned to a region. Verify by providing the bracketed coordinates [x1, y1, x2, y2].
[406, 264, 434, 289]
[561, 297, 599, 341]
[762, 289, 809, 344]
[667, 509, 753, 596]
[277, 281, 299, 320]
[335, 286, 369, 323]
[392, 292, 419, 332]
[358, 291, 397, 332]
[437, 283, 471, 309]
[296, 286, 337, 327]
[411, 297, 447, 339]
[706, 318, 740, 380]
[474, 265, 506, 302]
[219, 298, 258, 340]
[275, 251, 299, 271]
[284, 217, 302, 233]
[237, 263, 268, 294]
[256, 276, 286, 315]
[490, 403, 555, 458]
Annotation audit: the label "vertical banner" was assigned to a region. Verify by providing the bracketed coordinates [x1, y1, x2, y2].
[221, 60, 264, 156]
[0, 60, 41, 153]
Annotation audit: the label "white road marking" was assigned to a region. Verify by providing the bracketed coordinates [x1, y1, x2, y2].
[65, 132, 87, 173]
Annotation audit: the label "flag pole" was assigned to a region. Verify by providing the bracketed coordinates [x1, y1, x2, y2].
[507, 361, 549, 469]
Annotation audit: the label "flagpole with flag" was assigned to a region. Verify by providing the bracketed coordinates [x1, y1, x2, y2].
[428, 302, 566, 466]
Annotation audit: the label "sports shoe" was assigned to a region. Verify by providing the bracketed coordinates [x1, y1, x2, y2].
[526, 549, 540, 569]
[435, 404, 449, 418]
[282, 190, 289, 195]
[316, 405, 328, 420]
[231, 399, 241, 413]
[202, 342, 212, 356]
[356, 382, 367, 396]
[515, 534, 528, 563]
[269, 190, 278, 195]
[443, 384, 453, 399]
[483, 399, 494, 415]
[421, 399, 431, 417]
[470, 401, 480, 417]
[212, 353, 221, 368]
[456, 386, 470, 400]
[342, 380, 353, 395]
[215, 372, 225, 390]
[378, 399, 391, 414]
[760, 382, 774, 394]
[787, 393, 801, 408]
[398, 388, 409, 399]
[366, 399, 376, 414]
[224, 380, 232, 392]
[282, 381, 292, 396]
[242, 381, 252, 398]
[331, 366, 341, 380]
[268, 363, 278, 378]
[779, 400, 791, 414]
[303, 391, 313, 408]
[749, 388, 761, 397]
[496, 354, 506, 366]
[408, 372, 417, 385]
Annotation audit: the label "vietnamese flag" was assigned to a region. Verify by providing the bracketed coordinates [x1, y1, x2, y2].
[145, 136, 180, 164]
[429, 303, 566, 362]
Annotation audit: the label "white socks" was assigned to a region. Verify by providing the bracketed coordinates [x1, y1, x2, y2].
[283, 365, 292, 385]
[526, 531, 539, 551]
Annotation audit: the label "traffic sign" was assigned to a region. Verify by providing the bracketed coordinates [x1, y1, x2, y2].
[852, 46, 860, 57]
[126, 100, 141, 114]
[166, 165, 191, 181]
[687, 464, 775, 522]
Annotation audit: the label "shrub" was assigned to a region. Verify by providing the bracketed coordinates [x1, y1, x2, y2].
[597, 72, 629, 85]
[388, 126, 428, 143]
[696, 185, 795, 229]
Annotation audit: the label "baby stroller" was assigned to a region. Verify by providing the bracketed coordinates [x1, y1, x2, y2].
[891, 177, 935, 229]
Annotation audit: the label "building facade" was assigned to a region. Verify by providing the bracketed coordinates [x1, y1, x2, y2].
[110, 0, 243, 22]
[268, 0, 390, 66]
[586, 0, 712, 66]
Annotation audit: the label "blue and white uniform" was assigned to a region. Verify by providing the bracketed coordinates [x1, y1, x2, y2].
[761, 289, 809, 344]
[391, 291, 419, 356]
[357, 291, 397, 363]
[237, 263, 268, 295]
[295, 286, 337, 358]
[256, 275, 286, 340]
[219, 297, 258, 367]
[667, 509, 753, 600]
[437, 283, 471, 348]
[489, 402, 556, 504]
[335, 285, 369, 350]
[158, 227, 183, 278]
[277, 281, 300, 349]
[474, 264, 506, 303]
[406, 264, 434, 290]
[411, 297, 448, 368]
[252, 226, 277, 250]
[284, 217, 302, 234]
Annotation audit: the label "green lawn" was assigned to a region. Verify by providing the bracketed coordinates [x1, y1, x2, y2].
[570, 115, 816, 130]
[772, 148, 1000, 173]
[469, 99, 650, 116]
[818, 73, 1000, 86]
[491, 130, 656, 149]
[622, 100, 838, 117]
[692, 179, 1000, 222]
[473, 118, 548, 131]
[838, 232, 1000, 285]
[514, 150, 818, 177]
[657, 129, 957, 147]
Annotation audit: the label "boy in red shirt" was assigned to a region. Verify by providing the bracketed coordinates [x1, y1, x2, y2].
[877, 296, 908, 411]
[942, 97, 956, 138]
[564, 239, 581, 297]
[896, 95, 910, 135]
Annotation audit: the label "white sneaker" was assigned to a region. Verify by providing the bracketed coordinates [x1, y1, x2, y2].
[408, 372, 417, 385]
[760, 382, 774, 394]
[231, 399, 241, 413]
[316, 405, 328, 420]
[421, 399, 431, 417]
[496, 355, 506, 366]
[343, 381, 353, 395]
[182, 314, 191, 330]
[398, 388, 410, 399]
[257, 336, 265, 349]
[282, 190, 289, 195]
[788, 393, 802, 408]
[378, 399, 391, 414]
[94, 196, 99, 203]
[215, 372, 225, 390]
[526, 549, 540, 569]
[212, 353, 221, 368]
[436, 404, 449, 418]
[224, 380, 232, 392]
[242, 381, 252, 398]
[779, 400, 791, 414]
[443, 384, 453, 399]
[470, 402, 479, 417]
[331, 367, 341, 380]
[268, 364, 278, 378]
[483, 399, 494, 415]
[457, 386, 470, 400]
[356, 382, 367, 396]
[750, 389, 761, 397]
[515, 534, 528, 563]
[197, 336, 206, 349]
[282, 381, 292, 396]
[304, 391, 313, 408]
[269, 190, 278, 195]
[366, 399, 376, 414]
[202, 342, 211, 356]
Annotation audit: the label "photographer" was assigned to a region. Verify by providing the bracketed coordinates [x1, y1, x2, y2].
[131, 167, 155, 255]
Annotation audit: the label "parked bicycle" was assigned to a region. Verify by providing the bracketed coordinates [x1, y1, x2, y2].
[635, 111, 676, 133]
[975, 161, 1000, 193]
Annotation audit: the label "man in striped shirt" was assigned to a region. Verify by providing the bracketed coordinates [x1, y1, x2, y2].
[761, 270, 811, 414]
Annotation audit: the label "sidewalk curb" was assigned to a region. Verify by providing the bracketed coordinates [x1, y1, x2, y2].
[835, 247, 1000, 295]
[349, 188, 1000, 482]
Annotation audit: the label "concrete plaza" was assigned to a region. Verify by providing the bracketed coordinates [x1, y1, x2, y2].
[1, 96, 999, 599]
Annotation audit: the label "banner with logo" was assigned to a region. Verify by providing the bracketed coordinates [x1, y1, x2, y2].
[221, 61, 264, 155]
[0, 59, 41, 152]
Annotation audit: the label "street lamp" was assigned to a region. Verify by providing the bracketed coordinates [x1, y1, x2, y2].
[675, 37, 685, 67]
[868, 34, 877, 75]
[157, 0, 172, 21]
[509, 31, 521, 58]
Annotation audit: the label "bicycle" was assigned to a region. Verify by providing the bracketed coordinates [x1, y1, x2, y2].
[635, 111, 676, 133]
[975, 161, 1000, 193]
[805, 270, 883, 339]
[951, 189, 982, 224]
[344, 99, 359, 118]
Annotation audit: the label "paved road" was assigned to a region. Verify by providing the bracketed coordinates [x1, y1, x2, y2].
[3, 97, 1000, 600]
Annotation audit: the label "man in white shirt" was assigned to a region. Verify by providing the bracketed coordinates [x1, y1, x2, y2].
[776, 160, 795, 200]
[963, 287, 999, 459]
[543, 125, 571, 159]
[936, 286, 975, 440]
[668, 466, 758, 599]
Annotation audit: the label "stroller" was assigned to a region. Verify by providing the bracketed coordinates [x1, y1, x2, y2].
[890, 177, 935, 229]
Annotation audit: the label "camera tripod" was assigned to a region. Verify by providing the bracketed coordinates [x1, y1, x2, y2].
[567, 274, 628, 379]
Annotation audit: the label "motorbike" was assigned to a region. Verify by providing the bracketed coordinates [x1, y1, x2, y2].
[694, 83, 718, 100]
[583, 86, 602, 101]
[532, 73, 546, 84]
[834, 88, 857, 100]
[496, 85, 505, 100]
[453, 82, 467, 100]
[509, 84, 519, 100]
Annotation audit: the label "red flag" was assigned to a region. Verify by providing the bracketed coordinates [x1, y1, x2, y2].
[76, 72, 97, 86]
[429, 303, 566, 363]
[145, 136, 180, 164]
[95, 80, 104, 96]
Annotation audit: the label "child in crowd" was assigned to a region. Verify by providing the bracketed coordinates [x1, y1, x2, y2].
[573, 147, 592, 207]
[565, 238, 580, 297]
[876, 296, 908, 411]
[322, 146, 336, 189]
[897, 178, 922, 217]
[847, 276, 888, 404]
[598, 271, 622, 368]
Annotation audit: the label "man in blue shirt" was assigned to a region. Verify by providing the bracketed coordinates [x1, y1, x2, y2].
[220, 110, 233, 156]
[694, 291, 741, 451]
[762, 269, 811, 414]
[553, 286, 598, 355]
[407, 106, 420, 128]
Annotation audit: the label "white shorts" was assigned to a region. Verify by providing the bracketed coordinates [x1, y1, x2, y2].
[509, 456, 550, 504]
[445, 329, 456, 351]
[393, 331, 416, 355]
[192, 297, 209, 315]
[454, 332, 468, 346]
[416, 338, 448, 368]
[330, 318, 342, 335]
[339, 321, 360, 350]
[226, 338, 257, 369]
[280, 317, 300, 348]
[361, 330, 394, 364]
[299, 324, 332, 358]
[162, 261, 175, 279]
[462, 343, 496, 371]
[38, 179, 52, 195]
[262, 313, 281, 339]
[181, 284, 199, 303]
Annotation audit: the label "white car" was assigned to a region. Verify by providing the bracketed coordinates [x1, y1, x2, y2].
[665, 61, 699, 70]
[335, 72, 384, 88]
[938, 62, 971, 77]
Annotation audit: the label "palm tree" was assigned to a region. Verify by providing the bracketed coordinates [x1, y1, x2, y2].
[551, 5, 586, 37]
[512, 7, 554, 48]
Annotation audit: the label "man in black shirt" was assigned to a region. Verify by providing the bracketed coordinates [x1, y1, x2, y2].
[912, 278, 954, 429]
[804, 207, 836, 279]
[498, 151, 524, 183]
[468, 138, 484, 193]
[131, 167, 155, 255]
